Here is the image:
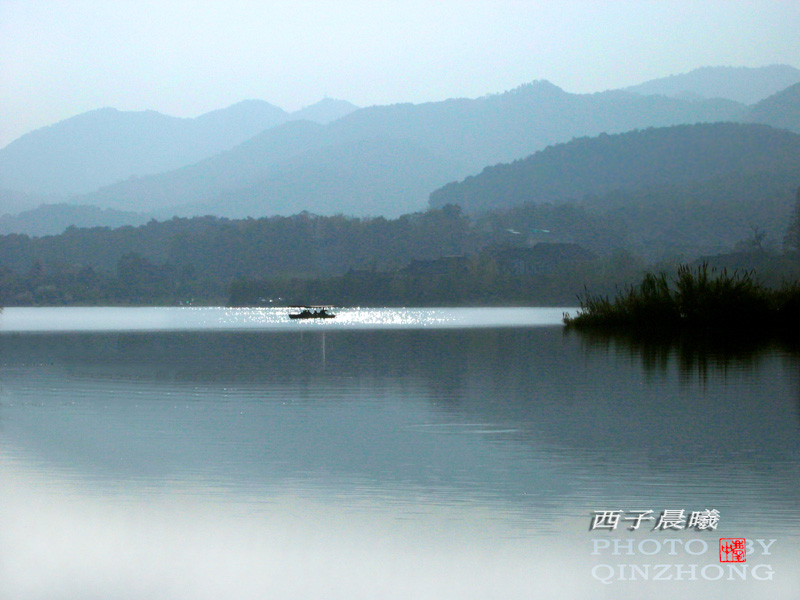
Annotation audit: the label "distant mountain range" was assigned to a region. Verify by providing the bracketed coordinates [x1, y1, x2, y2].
[625, 64, 800, 104]
[0, 98, 359, 197]
[59, 82, 743, 220]
[1, 64, 799, 236]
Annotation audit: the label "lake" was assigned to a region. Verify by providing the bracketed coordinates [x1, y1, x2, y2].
[0, 307, 798, 599]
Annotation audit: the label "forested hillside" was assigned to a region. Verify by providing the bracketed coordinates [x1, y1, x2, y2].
[430, 123, 800, 211]
[429, 123, 800, 259]
[0, 207, 467, 286]
[1, 195, 797, 307]
[0, 203, 635, 306]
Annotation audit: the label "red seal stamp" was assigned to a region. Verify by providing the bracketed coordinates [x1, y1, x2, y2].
[719, 538, 746, 562]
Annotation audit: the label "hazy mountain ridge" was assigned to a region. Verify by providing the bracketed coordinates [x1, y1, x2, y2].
[171, 137, 466, 219]
[429, 122, 800, 212]
[0, 99, 359, 199]
[73, 120, 332, 212]
[2, 65, 793, 206]
[0, 104, 285, 196]
[0, 188, 65, 216]
[3, 65, 799, 236]
[0, 204, 150, 236]
[69, 81, 744, 221]
[625, 64, 800, 104]
[740, 82, 800, 133]
[290, 98, 361, 124]
[326, 81, 744, 171]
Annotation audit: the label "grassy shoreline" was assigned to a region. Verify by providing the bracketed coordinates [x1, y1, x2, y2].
[563, 263, 800, 333]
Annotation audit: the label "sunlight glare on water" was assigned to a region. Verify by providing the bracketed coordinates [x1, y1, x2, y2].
[0, 306, 573, 332]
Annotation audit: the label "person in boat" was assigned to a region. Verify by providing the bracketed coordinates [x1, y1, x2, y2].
[289, 306, 335, 319]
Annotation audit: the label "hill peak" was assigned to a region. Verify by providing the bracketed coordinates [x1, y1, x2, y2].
[290, 98, 359, 124]
[505, 80, 567, 97]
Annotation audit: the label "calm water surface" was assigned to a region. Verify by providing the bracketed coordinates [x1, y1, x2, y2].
[0, 307, 797, 599]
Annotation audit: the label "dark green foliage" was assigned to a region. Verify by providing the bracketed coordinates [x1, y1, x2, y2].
[564, 272, 678, 330]
[565, 263, 800, 333]
[674, 264, 767, 326]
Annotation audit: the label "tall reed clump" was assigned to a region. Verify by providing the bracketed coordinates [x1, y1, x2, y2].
[674, 264, 768, 327]
[564, 263, 798, 332]
[565, 272, 680, 329]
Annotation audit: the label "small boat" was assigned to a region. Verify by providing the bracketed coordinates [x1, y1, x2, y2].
[288, 305, 336, 319]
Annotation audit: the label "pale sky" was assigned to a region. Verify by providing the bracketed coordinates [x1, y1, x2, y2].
[2, 0, 800, 148]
